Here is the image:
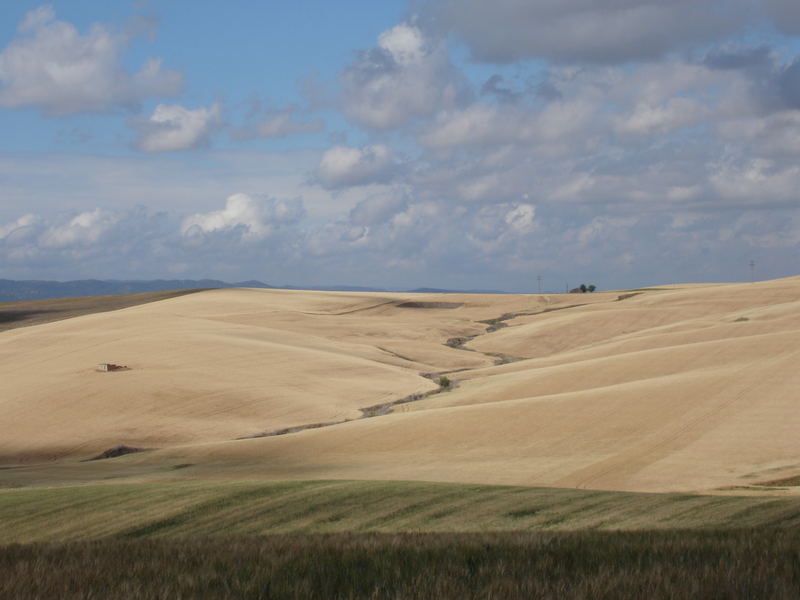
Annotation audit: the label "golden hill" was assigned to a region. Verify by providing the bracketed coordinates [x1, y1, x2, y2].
[1, 277, 798, 493]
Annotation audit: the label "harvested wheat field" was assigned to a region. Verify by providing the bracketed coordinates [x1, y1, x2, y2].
[1, 277, 799, 495]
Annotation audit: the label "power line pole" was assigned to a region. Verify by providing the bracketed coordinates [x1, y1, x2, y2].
[537, 275, 542, 294]
[749, 259, 755, 282]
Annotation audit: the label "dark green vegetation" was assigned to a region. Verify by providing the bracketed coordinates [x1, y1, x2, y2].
[5, 480, 798, 596]
[3, 530, 800, 599]
[0, 288, 206, 332]
[4, 480, 800, 543]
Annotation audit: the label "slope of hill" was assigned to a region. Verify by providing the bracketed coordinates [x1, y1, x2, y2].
[0, 278, 273, 302]
[1, 277, 798, 493]
[0, 289, 207, 333]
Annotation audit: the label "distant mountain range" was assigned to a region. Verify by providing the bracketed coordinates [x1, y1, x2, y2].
[0, 279, 513, 302]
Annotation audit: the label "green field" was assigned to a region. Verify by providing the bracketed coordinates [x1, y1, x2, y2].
[3, 479, 800, 543]
[4, 530, 800, 599]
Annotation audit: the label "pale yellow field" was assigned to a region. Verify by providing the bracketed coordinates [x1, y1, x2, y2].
[1, 277, 799, 494]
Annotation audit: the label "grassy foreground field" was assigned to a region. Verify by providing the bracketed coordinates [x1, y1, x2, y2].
[4, 530, 800, 599]
[4, 480, 800, 598]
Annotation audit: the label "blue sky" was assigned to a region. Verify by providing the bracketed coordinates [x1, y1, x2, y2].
[0, 1, 799, 291]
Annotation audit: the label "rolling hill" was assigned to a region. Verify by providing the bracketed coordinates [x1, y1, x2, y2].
[1, 277, 799, 494]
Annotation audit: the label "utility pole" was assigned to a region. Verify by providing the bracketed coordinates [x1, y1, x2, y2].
[749, 260, 756, 283]
[537, 275, 542, 294]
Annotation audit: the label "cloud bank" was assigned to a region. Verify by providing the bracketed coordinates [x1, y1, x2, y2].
[0, 5, 182, 114]
[0, 2, 798, 289]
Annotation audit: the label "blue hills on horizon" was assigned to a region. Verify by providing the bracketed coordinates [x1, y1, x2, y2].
[0, 279, 515, 302]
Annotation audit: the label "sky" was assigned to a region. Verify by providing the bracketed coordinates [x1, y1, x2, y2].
[0, 1, 799, 291]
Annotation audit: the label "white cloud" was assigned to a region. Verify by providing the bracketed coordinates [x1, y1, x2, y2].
[377, 23, 427, 66]
[467, 202, 537, 252]
[575, 216, 638, 245]
[39, 209, 119, 248]
[614, 97, 709, 136]
[0, 214, 40, 241]
[19, 5, 55, 33]
[504, 204, 536, 233]
[390, 201, 440, 229]
[133, 103, 222, 153]
[341, 22, 467, 129]
[349, 191, 408, 226]
[419, 100, 595, 150]
[710, 158, 800, 204]
[181, 193, 304, 241]
[718, 111, 800, 155]
[0, 6, 182, 114]
[317, 145, 396, 188]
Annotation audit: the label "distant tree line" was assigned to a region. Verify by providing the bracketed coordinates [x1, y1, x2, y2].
[570, 284, 596, 293]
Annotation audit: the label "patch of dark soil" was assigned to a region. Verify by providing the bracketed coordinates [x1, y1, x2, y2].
[396, 301, 464, 309]
[85, 445, 146, 461]
[239, 419, 349, 440]
[445, 335, 479, 350]
[360, 376, 458, 417]
[539, 303, 588, 314]
[486, 352, 525, 365]
[360, 392, 429, 418]
[756, 474, 800, 487]
[0, 309, 58, 324]
[479, 318, 510, 333]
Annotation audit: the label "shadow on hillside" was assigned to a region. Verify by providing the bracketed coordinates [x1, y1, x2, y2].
[0, 310, 59, 324]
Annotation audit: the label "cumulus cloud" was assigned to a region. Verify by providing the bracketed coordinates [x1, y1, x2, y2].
[437, 0, 748, 64]
[419, 100, 595, 150]
[614, 97, 709, 136]
[341, 22, 467, 129]
[0, 5, 182, 114]
[718, 111, 800, 155]
[349, 191, 408, 226]
[701, 46, 800, 114]
[181, 193, 304, 241]
[710, 158, 800, 205]
[0, 214, 41, 241]
[466, 202, 537, 252]
[133, 103, 222, 152]
[39, 209, 120, 248]
[317, 145, 397, 188]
